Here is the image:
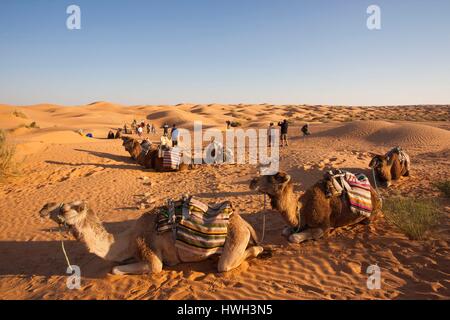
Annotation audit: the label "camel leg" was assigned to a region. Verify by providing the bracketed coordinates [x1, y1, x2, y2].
[218, 228, 263, 273]
[288, 228, 324, 244]
[282, 226, 292, 237]
[112, 262, 152, 275]
[112, 251, 163, 275]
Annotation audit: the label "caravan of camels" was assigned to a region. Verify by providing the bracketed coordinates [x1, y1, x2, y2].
[1, 103, 449, 299]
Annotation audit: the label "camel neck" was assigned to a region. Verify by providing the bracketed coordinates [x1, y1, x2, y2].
[72, 214, 114, 259]
[269, 185, 299, 228]
[132, 144, 142, 159]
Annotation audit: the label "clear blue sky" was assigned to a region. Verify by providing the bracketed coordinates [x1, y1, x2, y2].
[1, 0, 449, 106]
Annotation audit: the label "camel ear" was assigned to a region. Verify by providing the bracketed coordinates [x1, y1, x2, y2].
[369, 156, 381, 168]
[275, 172, 291, 184]
[39, 202, 58, 217]
[387, 154, 396, 166]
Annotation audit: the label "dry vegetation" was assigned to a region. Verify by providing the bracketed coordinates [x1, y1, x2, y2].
[0, 129, 17, 181]
[12, 110, 28, 119]
[384, 197, 442, 240]
[435, 181, 450, 198]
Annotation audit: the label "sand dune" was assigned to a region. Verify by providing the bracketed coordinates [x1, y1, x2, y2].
[367, 123, 450, 146]
[31, 131, 97, 144]
[0, 103, 449, 300]
[319, 121, 450, 148]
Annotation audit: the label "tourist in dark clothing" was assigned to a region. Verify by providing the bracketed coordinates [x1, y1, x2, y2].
[162, 123, 169, 136]
[301, 124, 311, 136]
[278, 119, 289, 146]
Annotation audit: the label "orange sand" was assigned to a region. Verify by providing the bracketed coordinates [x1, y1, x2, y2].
[0, 103, 449, 299]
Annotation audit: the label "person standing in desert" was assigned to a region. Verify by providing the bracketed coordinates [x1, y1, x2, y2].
[171, 124, 179, 147]
[268, 122, 275, 147]
[162, 123, 169, 136]
[278, 119, 289, 147]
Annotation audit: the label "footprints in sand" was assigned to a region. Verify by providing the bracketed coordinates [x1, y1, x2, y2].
[301, 151, 372, 172]
[40, 166, 107, 188]
[57, 167, 105, 182]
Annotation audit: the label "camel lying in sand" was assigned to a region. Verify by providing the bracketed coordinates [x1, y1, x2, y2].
[369, 148, 410, 187]
[250, 172, 382, 244]
[40, 201, 263, 275]
[122, 137, 190, 172]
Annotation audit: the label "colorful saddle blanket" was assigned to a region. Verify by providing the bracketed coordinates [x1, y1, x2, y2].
[324, 170, 373, 218]
[386, 146, 410, 172]
[156, 196, 234, 257]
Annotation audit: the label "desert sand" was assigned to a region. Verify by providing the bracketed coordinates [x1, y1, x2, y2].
[0, 103, 449, 300]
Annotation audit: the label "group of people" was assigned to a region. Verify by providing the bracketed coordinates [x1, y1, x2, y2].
[161, 123, 180, 147]
[267, 120, 311, 147]
[131, 120, 156, 137]
[118, 118, 310, 149]
[107, 129, 122, 139]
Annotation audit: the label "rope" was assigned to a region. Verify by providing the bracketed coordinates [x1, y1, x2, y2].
[60, 227, 73, 272]
[372, 167, 383, 208]
[57, 203, 73, 272]
[260, 194, 267, 243]
[295, 205, 302, 233]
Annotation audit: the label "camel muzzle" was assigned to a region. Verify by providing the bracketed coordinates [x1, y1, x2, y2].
[249, 180, 259, 191]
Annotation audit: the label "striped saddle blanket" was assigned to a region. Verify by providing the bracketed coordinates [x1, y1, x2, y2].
[324, 170, 373, 218]
[386, 146, 410, 172]
[156, 196, 234, 257]
[162, 148, 182, 170]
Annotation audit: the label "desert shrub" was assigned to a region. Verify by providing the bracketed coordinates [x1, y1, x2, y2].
[383, 197, 442, 240]
[0, 130, 17, 180]
[26, 122, 39, 129]
[435, 181, 450, 198]
[13, 110, 28, 119]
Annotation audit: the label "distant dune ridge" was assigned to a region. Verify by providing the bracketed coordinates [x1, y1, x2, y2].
[0, 102, 448, 154]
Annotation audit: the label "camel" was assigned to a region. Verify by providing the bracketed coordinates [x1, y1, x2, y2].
[39, 200, 263, 275]
[369, 148, 410, 187]
[122, 137, 190, 172]
[250, 172, 382, 244]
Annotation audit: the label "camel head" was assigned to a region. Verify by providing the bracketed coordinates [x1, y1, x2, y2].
[250, 172, 292, 197]
[122, 137, 141, 158]
[121, 136, 134, 149]
[40, 201, 89, 227]
[369, 154, 393, 187]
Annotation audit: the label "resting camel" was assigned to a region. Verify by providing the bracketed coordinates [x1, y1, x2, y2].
[122, 137, 190, 172]
[369, 149, 410, 187]
[250, 172, 382, 244]
[39, 201, 263, 275]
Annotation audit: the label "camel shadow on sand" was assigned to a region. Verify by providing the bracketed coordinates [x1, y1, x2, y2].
[74, 149, 133, 164]
[45, 160, 142, 171]
[0, 220, 137, 279]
